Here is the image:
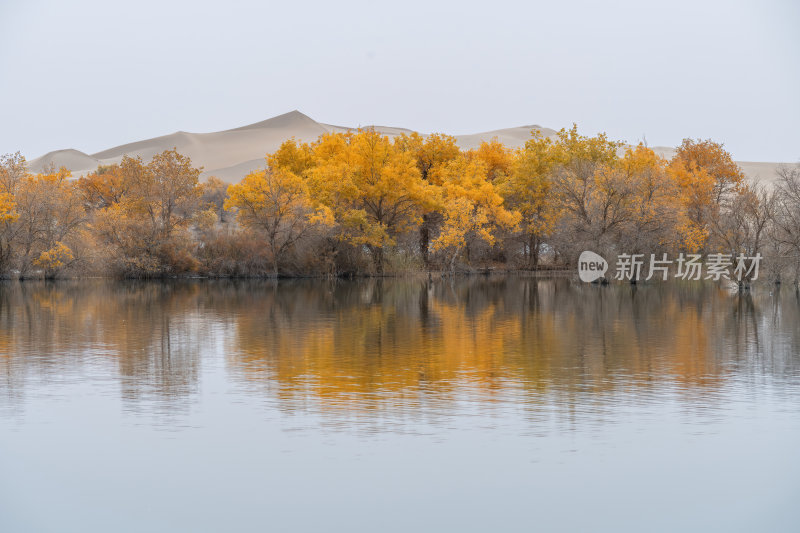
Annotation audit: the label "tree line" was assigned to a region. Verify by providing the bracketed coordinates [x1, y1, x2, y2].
[1, 126, 799, 281]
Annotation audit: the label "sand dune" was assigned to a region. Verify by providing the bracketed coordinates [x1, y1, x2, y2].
[26, 110, 791, 184]
[28, 148, 100, 173]
[737, 161, 789, 185]
[455, 125, 558, 150]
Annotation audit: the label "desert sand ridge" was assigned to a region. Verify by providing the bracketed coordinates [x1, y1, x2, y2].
[31, 148, 100, 172]
[26, 111, 790, 184]
[224, 110, 328, 133]
[455, 125, 559, 150]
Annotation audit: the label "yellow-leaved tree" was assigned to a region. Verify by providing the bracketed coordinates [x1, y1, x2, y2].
[669, 139, 744, 252]
[0, 152, 26, 275]
[0, 193, 17, 223]
[92, 149, 201, 275]
[668, 159, 716, 252]
[548, 125, 627, 257]
[268, 137, 316, 176]
[0, 191, 19, 273]
[432, 156, 520, 270]
[225, 166, 329, 275]
[305, 130, 434, 273]
[395, 132, 460, 266]
[499, 131, 562, 268]
[0, 152, 27, 195]
[616, 144, 683, 254]
[470, 139, 514, 182]
[13, 168, 85, 277]
[199, 176, 232, 223]
[34, 241, 75, 279]
[78, 164, 136, 209]
[674, 139, 744, 205]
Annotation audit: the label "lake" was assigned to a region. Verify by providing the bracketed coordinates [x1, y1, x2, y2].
[1, 277, 799, 532]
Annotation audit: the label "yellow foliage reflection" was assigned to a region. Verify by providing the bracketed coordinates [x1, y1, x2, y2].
[1, 279, 798, 420]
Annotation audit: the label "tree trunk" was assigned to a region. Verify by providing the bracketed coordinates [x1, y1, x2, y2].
[369, 245, 384, 275]
[419, 215, 430, 267]
[528, 234, 540, 270]
[449, 252, 458, 274]
[269, 232, 279, 277]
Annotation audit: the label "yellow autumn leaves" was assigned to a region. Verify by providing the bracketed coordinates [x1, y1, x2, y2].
[0, 157, 85, 277]
[0, 124, 764, 278]
[225, 130, 525, 272]
[226, 126, 747, 274]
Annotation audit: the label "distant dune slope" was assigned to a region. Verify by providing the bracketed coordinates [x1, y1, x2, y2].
[29, 148, 100, 173]
[454, 125, 558, 150]
[25, 110, 791, 184]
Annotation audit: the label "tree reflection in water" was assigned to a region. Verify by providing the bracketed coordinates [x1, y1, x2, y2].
[1, 277, 799, 431]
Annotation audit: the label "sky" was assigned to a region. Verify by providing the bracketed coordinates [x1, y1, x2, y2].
[1, 0, 798, 162]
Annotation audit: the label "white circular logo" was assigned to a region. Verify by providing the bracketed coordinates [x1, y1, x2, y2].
[578, 251, 608, 282]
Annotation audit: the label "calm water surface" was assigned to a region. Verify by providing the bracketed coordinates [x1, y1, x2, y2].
[1, 277, 799, 532]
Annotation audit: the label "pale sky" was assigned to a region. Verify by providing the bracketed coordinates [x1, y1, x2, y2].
[1, 0, 798, 162]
